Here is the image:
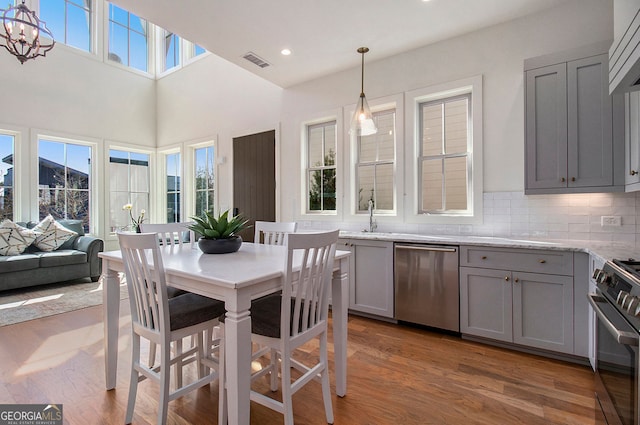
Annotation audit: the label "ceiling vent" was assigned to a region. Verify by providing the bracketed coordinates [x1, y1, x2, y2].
[242, 52, 270, 69]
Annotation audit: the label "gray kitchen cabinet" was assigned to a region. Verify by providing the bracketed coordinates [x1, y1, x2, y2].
[525, 46, 624, 194]
[338, 238, 394, 318]
[460, 246, 574, 355]
[625, 91, 640, 190]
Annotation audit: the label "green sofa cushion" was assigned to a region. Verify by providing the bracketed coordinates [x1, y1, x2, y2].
[0, 254, 39, 273]
[38, 250, 87, 268]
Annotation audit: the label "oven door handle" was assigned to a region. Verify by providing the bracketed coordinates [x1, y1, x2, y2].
[588, 294, 639, 346]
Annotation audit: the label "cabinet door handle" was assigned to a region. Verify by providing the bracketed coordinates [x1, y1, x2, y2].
[571, 177, 576, 182]
[560, 177, 566, 182]
[631, 170, 638, 176]
[504, 276, 510, 281]
[481, 256, 487, 260]
[514, 277, 519, 283]
[539, 259, 546, 264]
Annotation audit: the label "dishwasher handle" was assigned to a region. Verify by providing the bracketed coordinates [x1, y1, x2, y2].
[395, 244, 457, 253]
[588, 294, 639, 346]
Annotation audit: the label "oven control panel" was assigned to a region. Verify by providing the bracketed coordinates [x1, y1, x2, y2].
[595, 266, 640, 318]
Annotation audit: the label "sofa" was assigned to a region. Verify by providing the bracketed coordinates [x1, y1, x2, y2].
[0, 218, 104, 292]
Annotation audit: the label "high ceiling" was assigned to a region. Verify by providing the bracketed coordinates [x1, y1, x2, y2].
[110, 0, 572, 88]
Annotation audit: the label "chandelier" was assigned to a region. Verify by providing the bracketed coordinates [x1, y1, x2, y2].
[0, 1, 55, 64]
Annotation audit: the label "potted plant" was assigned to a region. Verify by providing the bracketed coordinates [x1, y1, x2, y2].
[187, 209, 250, 254]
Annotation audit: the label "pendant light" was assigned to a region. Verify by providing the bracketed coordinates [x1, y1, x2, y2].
[350, 47, 377, 136]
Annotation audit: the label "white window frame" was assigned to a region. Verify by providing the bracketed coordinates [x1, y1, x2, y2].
[32, 131, 99, 233]
[344, 93, 403, 224]
[184, 139, 217, 222]
[106, 146, 152, 234]
[37, 0, 96, 54]
[105, 2, 150, 73]
[404, 75, 483, 225]
[157, 147, 182, 223]
[301, 112, 342, 218]
[0, 127, 22, 221]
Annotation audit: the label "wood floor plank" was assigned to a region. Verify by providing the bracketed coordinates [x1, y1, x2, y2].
[0, 301, 597, 424]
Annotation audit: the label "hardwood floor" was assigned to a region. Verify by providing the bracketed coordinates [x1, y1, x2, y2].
[0, 300, 597, 424]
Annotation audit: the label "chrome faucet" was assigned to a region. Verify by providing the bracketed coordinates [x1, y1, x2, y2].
[368, 199, 377, 233]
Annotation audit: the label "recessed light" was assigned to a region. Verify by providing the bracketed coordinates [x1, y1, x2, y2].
[281, 48, 292, 56]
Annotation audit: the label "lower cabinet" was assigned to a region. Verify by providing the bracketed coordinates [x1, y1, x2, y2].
[339, 238, 394, 319]
[460, 246, 575, 355]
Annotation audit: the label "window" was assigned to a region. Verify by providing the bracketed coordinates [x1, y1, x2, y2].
[356, 109, 395, 213]
[108, 4, 148, 72]
[185, 41, 206, 62]
[194, 146, 214, 217]
[418, 94, 470, 213]
[306, 121, 336, 212]
[109, 150, 149, 232]
[39, 0, 92, 52]
[161, 30, 180, 72]
[38, 139, 91, 232]
[0, 134, 14, 220]
[166, 153, 181, 223]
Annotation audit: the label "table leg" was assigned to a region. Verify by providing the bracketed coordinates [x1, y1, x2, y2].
[332, 260, 349, 397]
[224, 302, 252, 425]
[103, 266, 121, 390]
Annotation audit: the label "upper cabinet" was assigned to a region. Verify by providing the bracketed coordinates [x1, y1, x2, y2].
[626, 91, 640, 189]
[609, 0, 640, 94]
[525, 43, 625, 194]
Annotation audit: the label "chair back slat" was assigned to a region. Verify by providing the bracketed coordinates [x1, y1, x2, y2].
[139, 222, 195, 247]
[283, 230, 338, 337]
[254, 221, 297, 245]
[118, 232, 169, 337]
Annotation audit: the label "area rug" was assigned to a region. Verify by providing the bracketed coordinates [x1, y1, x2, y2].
[0, 277, 128, 327]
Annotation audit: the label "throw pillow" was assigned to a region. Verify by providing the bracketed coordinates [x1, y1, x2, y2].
[0, 220, 37, 256]
[57, 219, 85, 250]
[32, 215, 78, 252]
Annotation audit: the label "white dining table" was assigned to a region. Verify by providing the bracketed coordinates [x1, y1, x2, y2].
[99, 241, 350, 425]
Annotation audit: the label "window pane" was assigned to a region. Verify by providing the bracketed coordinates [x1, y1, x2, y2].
[38, 141, 64, 186]
[422, 159, 443, 211]
[0, 134, 14, 220]
[376, 163, 394, 210]
[444, 156, 467, 210]
[377, 112, 395, 161]
[108, 22, 128, 64]
[167, 193, 180, 223]
[445, 99, 468, 154]
[66, 4, 91, 51]
[308, 126, 324, 167]
[308, 170, 321, 211]
[322, 169, 336, 210]
[167, 153, 180, 190]
[422, 103, 442, 156]
[324, 126, 336, 165]
[109, 4, 128, 26]
[359, 135, 376, 163]
[195, 148, 207, 190]
[357, 166, 374, 211]
[66, 144, 90, 190]
[40, 0, 65, 43]
[129, 32, 148, 72]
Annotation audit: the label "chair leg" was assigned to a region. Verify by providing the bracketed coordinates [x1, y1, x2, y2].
[280, 350, 294, 425]
[125, 334, 141, 424]
[269, 348, 279, 391]
[149, 342, 157, 368]
[218, 327, 228, 425]
[320, 334, 334, 424]
[174, 338, 183, 389]
[158, 343, 171, 425]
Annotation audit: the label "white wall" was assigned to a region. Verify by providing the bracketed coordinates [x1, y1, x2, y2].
[278, 0, 613, 225]
[155, 53, 283, 211]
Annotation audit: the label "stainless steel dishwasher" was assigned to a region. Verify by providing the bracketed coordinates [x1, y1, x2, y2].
[394, 244, 459, 332]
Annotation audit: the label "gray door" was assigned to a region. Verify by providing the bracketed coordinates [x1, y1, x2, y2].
[233, 130, 276, 242]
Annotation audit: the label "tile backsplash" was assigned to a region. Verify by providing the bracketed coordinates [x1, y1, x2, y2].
[301, 191, 640, 246]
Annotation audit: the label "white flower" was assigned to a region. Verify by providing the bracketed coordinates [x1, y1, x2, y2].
[122, 204, 133, 211]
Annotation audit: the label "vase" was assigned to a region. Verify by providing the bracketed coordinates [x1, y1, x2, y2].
[197, 235, 242, 254]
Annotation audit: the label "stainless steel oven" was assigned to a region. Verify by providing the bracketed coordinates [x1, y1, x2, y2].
[590, 260, 640, 425]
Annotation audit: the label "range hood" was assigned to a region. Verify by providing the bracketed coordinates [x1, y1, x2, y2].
[610, 1, 640, 94]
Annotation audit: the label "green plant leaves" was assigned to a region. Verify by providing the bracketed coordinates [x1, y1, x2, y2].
[187, 208, 250, 240]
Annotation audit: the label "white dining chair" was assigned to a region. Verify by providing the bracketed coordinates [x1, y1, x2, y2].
[139, 222, 195, 247]
[118, 232, 225, 425]
[217, 229, 339, 425]
[138, 222, 196, 370]
[254, 221, 297, 245]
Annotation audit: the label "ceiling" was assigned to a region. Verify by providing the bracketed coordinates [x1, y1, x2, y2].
[110, 0, 572, 88]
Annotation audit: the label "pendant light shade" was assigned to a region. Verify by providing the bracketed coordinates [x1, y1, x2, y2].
[350, 47, 377, 137]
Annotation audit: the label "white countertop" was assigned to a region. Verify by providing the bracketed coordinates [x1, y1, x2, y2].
[339, 231, 639, 264]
